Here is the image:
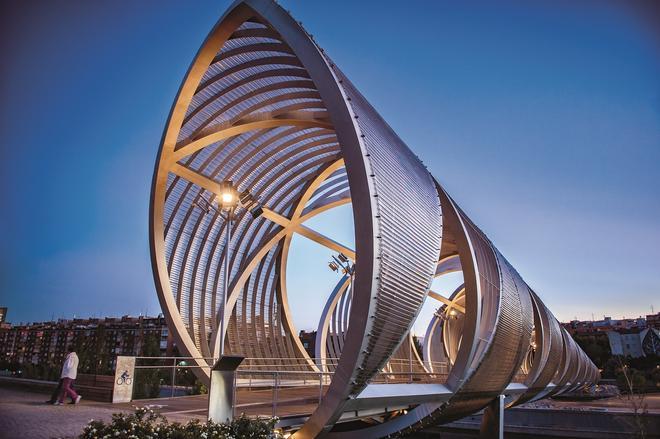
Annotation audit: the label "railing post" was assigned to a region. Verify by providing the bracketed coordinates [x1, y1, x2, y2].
[318, 372, 323, 404]
[498, 394, 504, 439]
[171, 357, 176, 398]
[232, 372, 237, 419]
[409, 336, 413, 383]
[272, 371, 279, 417]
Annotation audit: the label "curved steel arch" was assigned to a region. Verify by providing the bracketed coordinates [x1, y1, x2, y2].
[150, 1, 599, 437]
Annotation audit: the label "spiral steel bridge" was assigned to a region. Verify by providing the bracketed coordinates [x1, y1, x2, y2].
[150, 0, 599, 436]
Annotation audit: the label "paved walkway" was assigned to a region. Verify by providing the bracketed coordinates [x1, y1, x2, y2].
[2, 383, 659, 439]
[0, 384, 323, 439]
[522, 393, 660, 414]
[0, 387, 129, 439]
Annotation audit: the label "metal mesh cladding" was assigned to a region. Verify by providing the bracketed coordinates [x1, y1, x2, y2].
[510, 291, 564, 405]
[434, 209, 533, 423]
[332, 71, 443, 392]
[152, 1, 600, 437]
[161, 18, 342, 366]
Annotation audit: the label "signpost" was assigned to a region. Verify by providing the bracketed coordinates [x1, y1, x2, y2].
[112, 356, 136, 403]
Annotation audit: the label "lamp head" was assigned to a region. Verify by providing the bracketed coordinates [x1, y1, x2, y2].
[219, 181, 238, 209]
[221, 192, 234, 204]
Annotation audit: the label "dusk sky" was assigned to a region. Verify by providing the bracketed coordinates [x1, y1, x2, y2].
[1, 0, 658, 331]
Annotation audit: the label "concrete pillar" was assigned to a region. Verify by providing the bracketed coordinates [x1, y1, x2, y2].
[208, 356, 244, 423]
[479, 394, 505, 439]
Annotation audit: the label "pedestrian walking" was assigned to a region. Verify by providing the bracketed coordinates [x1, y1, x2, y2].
[45, 377, 77, 404]
[54, 346, 82, 405]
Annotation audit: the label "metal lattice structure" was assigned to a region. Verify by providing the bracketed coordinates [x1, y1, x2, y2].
[150, 1, 599, 437]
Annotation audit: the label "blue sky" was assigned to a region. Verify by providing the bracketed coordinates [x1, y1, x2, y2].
[1, 0, 658, 330]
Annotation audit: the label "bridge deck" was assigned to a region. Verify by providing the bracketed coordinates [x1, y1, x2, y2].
[132, 381, 531, 423]
[131, 386, 325, 420]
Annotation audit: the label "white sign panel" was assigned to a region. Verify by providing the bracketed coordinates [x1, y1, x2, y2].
[112, 356, 136, 403]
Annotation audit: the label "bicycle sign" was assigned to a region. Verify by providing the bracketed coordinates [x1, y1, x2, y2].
[112, 356, 136, 403]
[116, 370, 133, 385]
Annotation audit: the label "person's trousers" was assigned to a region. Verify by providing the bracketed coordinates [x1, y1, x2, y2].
[50, 378, 76, 403]
[58, 377, 78, 403]
[49, 379, 63, 403]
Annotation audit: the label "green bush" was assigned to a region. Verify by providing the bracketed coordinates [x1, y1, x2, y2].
[192, 379, 208, 395]
[80, 407, 281, 439]
[617, 367, 648, 393]
[133, 369, 161, 399]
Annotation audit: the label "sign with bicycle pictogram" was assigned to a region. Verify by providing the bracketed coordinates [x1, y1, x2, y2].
[112, 356, 136, 403]
[116, 370, 133, 385]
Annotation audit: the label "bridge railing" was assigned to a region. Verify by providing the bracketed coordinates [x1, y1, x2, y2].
[131, 356, 213, 399]
[129, 355, 452, 418]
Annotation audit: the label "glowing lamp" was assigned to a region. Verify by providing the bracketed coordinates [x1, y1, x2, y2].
[221, 192, 234, 203]
[218, 181, 238, 210]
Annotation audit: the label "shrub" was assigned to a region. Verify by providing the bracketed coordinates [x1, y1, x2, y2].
[192, 379, 208, 395]
[80, 407, 281, 439]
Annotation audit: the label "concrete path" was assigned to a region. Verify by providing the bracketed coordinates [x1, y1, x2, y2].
[2, 383, 659, 439]
[523, 393, 660, 414]
[0, 387, 129, 439]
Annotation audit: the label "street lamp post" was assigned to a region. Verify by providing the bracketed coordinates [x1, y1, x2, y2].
[193, 181, 262, 358]
[222, 217, 230, 356]
[328, 252, 353, 277]
[328, 253, 354, 374]
[218, 181, 238, 357]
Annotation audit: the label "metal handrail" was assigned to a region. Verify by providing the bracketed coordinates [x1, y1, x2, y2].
[131, 355, 451, 404]
[129, 357, 451, 419]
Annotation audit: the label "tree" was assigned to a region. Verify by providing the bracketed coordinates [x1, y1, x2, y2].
[132, 333, 161, 399]
[412, 335, 424, 361]
[74, 328, 112, 375]
[573, 334, 611, 368]
[616, 357, 649, 439]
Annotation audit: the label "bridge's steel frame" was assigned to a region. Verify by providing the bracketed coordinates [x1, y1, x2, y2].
[150, 1, 599, 437]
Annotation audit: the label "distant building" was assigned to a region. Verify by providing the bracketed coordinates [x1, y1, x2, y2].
[562, 315, 648, 336]
[641, 328, 660, 356]
[562, 314, 659, 359]
[299, 330, 316, 359]
[607, 328, 660, 358]
[0, 315, 172, 373]
[0, 307, 7, 324]
[647, 312, 660, 330]
[607, 331, 644, 357]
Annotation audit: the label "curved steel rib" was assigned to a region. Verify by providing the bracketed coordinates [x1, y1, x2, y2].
[150, 1, 600, 437]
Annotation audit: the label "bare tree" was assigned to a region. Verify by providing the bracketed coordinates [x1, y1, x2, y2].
[616, 357, 648, 439]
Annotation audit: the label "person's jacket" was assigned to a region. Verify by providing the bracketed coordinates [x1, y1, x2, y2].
[61, 352, 79, 379]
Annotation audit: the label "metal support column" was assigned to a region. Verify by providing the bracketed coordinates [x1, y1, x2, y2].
[208, 356, 244, 423]
[479, 394, 505, 439]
